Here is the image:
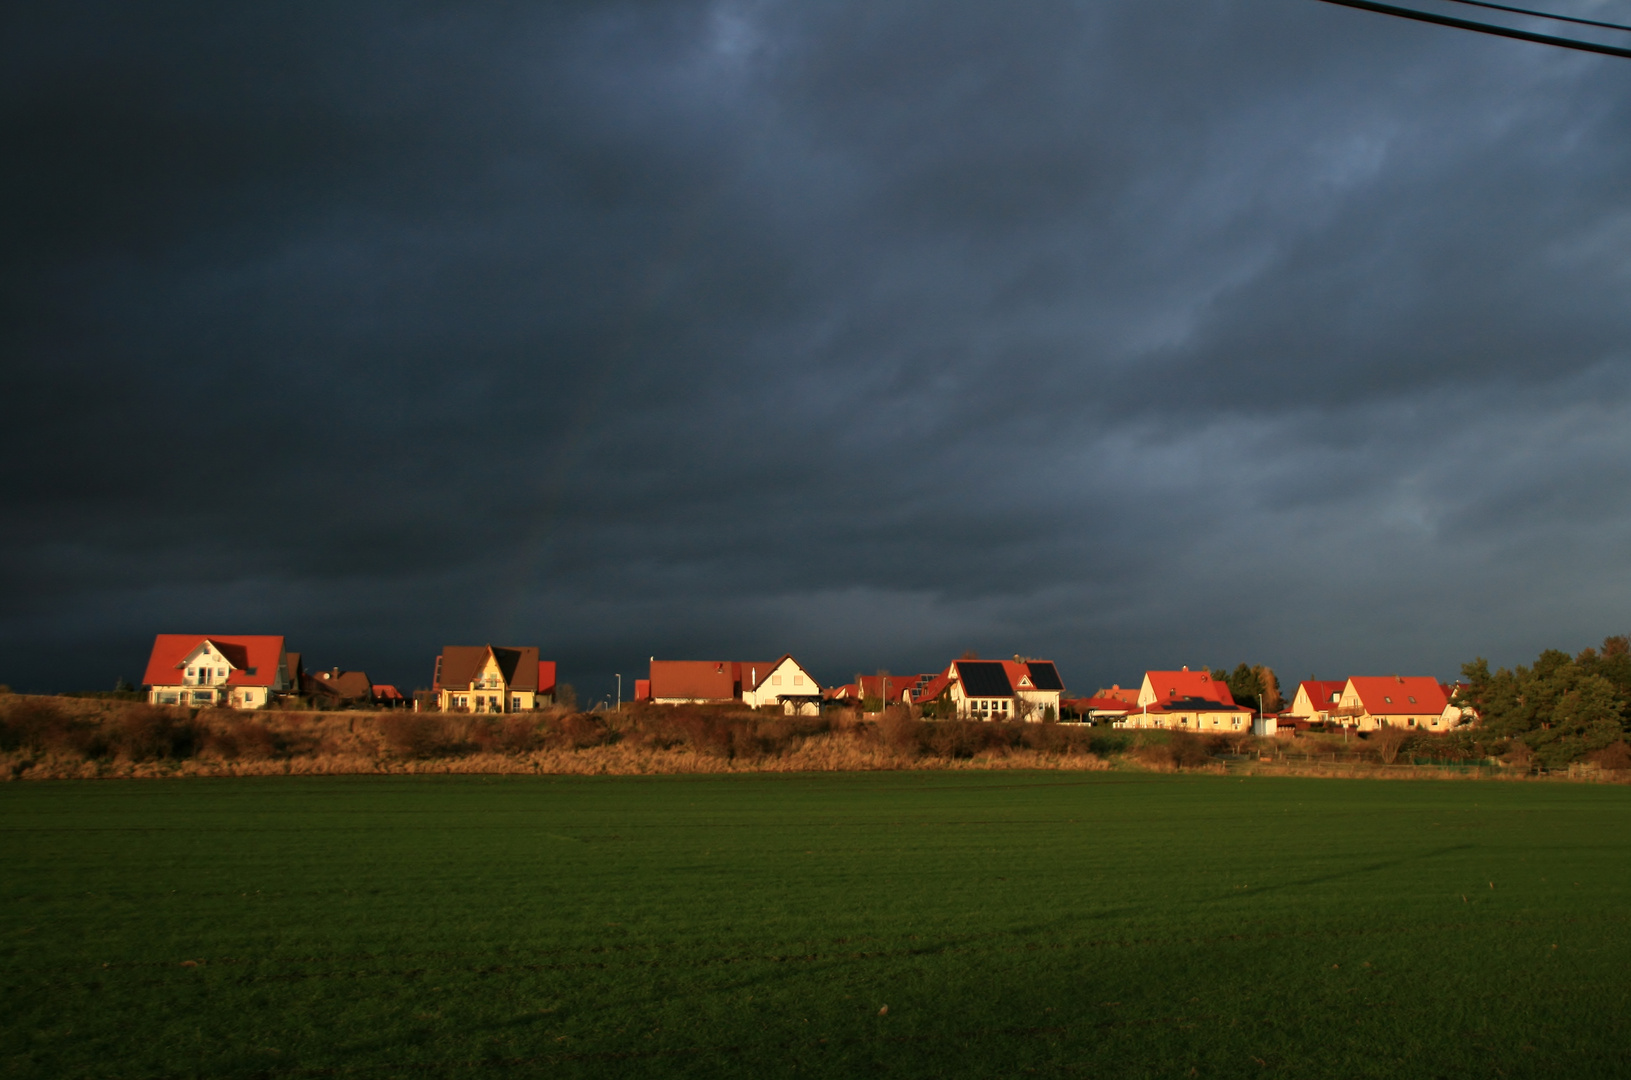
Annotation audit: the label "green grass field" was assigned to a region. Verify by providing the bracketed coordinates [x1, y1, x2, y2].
[3, 773, 1628, 1078]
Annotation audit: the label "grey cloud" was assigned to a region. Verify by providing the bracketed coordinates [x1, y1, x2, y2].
[3, 0, 1630, 694]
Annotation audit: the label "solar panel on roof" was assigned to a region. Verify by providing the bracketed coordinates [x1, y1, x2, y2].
[1025, 662, 1064, 692]
[957, 661, 1013, 697]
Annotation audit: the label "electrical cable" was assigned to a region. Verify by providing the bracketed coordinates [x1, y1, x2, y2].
[1443, 0, 1631, 34]
[1313, 0, 1631, 58]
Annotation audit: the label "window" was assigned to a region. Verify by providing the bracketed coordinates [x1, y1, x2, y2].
[511, 695, 522, 711]
[159, 692, 178, 704]
[772, 675, 782, 686]
[192, 690, 212, 704]
[793, 674, 803, 686]
[1384, 696, 1392, 703]
[186, 668, 196, 678]
[1408, 696, 1417, 703]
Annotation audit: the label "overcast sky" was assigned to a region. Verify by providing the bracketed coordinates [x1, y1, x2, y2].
[4, 1, 1630, 698]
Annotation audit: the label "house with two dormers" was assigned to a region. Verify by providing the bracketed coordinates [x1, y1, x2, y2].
[142, 634, 295, 708]
[432, 645, 556, 713]
[1334, 676, 1459, 731]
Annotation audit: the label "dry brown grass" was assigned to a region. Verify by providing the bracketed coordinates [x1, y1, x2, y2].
[1, 693, 1624, 782]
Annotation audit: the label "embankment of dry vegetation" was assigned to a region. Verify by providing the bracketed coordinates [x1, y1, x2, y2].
[0, 693, 1626, 782]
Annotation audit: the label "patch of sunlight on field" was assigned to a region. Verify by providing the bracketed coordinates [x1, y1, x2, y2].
[1, 773, 1628, 1078]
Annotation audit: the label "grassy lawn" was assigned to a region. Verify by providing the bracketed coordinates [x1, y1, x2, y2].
[2, 773, 1628, 1078]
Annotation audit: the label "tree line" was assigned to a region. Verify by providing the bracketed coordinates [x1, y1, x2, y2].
[1460, 635, 1631, 770]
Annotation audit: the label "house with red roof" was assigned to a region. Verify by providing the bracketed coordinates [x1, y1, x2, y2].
[433, 646, 555, 713]
[1093, 684, 1141, 706]
[912, 657, 1066, 721]
[142, 634, 294, 708]
[372, 684, 406, 707]
[739, 655, 824, 715]
[303, 667, 374, 708]
[1285, 680, 1349, 723]
[827, 673, 932, 709]
[1121, 667, 1253, 731]
[646, 657, 824, 714]
[1335, 676, 1459, 732]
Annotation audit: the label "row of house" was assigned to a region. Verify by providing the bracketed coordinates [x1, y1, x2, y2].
[634, 655, 1069, 720]
[1059, 669, 1468, 734]
[142, 634, 411, 709]
[142, 635, 1471, 732]
[140, 635, 558, 714]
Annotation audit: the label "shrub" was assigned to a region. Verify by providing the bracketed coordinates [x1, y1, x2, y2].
[877, 711, 925, 756]
[378, 714, 461, 758]
[111, 704, 200, 761]
[1371, 726, 1411, 765]
[0, 697, 103, 757]
[543, 713, 615, 751]
[466, 715, 548, 754]
[1132, 731, 1216, 770]
[201, 717, 282, 760]
[1587, 741, 1631, 772]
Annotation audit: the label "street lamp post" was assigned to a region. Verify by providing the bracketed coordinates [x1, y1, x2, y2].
[615, 674, 622, 713]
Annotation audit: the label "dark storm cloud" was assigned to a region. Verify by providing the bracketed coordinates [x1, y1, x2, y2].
[3, 0, 1630, 693]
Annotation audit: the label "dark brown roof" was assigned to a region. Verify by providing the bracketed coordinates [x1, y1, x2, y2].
[304, 669, 373, 701]
[436, 646, 542, 692]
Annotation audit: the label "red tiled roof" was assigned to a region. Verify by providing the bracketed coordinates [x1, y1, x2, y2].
[912, 670, 955, 703]
[1346, 676, 1449, 715]
[372, 685, 405, 701]
[1094, 685, 1140, 705]
[1145, 670, 1235, 706]
[436, 646, 543, 692]
[1295, 680, 1348, 710]
[142, 635, 287, 688]
[649, 660, 736, 701]
[537, 661, 557, 695]
[856, 674, 922, 701]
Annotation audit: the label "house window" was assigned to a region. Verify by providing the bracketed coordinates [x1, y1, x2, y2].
[793, 674, 803, 686]
[192, 690, 212, 704]
[511, 695, 522, 711]
[159, 692, 178, 704]
[772, 675, 782, 686]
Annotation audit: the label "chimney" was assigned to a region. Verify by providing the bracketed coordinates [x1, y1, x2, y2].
[333, 667, 340, 679]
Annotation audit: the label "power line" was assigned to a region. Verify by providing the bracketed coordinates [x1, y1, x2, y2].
[1313, 0, 1631, 58]
[1444, 0, 1631, 34]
